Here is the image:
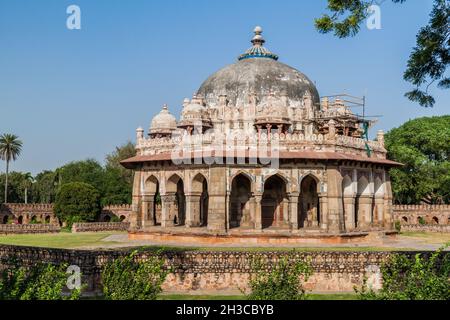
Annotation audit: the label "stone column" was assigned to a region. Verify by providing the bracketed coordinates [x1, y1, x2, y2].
[207, 167, 227, 232]
[130, 171, 142, 231]
[357, 195, 374, 229]
[383, 174, 394, 229]
[141, 195, 155, 229]
[325, 166, 344, 233]
[254, 194, 263, 230]
[161, 194, 177, 228]
[249, 195, 256, 229]
[185, 193, 202, 228]
[319, 195, 329, 230]
[374, 196, 384, 227]
[343, 196, 356, 230]
[289, 192, 299, 230]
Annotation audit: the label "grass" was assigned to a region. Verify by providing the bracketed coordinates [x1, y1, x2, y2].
[0, 232, 125, 249]
[158, 294, 357, 300]
[400, 231, 450, 244]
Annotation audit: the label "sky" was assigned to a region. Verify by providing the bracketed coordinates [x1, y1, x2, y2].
[0, 0, 449, 175]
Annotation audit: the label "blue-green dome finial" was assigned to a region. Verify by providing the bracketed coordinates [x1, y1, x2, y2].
[238, 26, 279, 61]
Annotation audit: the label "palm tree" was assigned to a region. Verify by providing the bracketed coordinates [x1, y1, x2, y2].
[21, 172, 34, 204]
[0, 134, 23, 203]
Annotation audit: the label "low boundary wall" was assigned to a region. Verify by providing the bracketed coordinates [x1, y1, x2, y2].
[72, 222, 130, 233]
[0, 245, 445, 294]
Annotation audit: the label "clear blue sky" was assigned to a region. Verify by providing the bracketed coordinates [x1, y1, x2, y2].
[0, 0, 449, 175]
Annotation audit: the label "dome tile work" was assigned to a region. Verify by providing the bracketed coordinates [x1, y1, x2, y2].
[122, 27, 402, 243]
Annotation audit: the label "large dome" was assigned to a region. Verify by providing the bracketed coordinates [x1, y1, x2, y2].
[197, 27, 320, 109]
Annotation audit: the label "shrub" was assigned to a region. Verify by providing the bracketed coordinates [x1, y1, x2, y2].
[356, 244, 450, 300]
[102, 250, 169, 300]
[54, 182, 101, 226]
[0, 258, 81, 300]
[395, 221, 402, 232]
[246, 256, 313, 300]
[418, 217, 426, 225]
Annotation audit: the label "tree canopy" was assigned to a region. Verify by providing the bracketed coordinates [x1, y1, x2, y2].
[54, 182, 101, 225]
[315, 0, 449, 107]
[385, 115, 450, 204]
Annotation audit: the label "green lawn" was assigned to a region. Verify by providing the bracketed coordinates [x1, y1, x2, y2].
[0, 232, 125, 249]
[400, 231, 450, 244]
[158, 294, 357, 300]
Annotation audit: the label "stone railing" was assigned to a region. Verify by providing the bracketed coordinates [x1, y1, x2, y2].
[0, 203, 54, 213]
[102, 204, 132, 211]
[401, 224, 450, 233]
[0, 224, 60, 235]
[138, 132, 385, 157]
[71, 222, 130, 233]
[0, 245, 447, 294]
[393, 205, 450, 211]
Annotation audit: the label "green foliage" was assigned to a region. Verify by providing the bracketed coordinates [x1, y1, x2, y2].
[0, 133, 23, 204]
[394, 221, 402, 232]
[32, 170, 58, 203]
[54, 182, 101, 225]
[315, 0, 448, 108]
[356, 245, 450, 300]
[0, 172, 34, 204]
[418, 217, 426, 225]
[0, 258, 81, 300]
[385, 116, 450, 204]
[102, 250, 169, 300]
[246, 256, 313, 300]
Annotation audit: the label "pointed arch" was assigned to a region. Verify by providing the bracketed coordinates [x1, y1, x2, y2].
[229, 173, 252, 228]
[262, 174, 289, 229]
[298, 175, 320, 228]
[145, 175, 159, 194]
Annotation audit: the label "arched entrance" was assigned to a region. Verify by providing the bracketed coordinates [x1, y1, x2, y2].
[229, 174, 251, 228]
[192, 174, 209, 227]
[145, 176, 160, 226]
[45, 215, 51, 224]
[299, 176, 320, 228]
[262, 175, 288, 229]
[2, 215, 8, 224]
[18, 216, 23, 225]
[167, 175, 186, 226]
[103, 215, 111, 222]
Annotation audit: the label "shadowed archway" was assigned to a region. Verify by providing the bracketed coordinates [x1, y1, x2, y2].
[229, 174, 252, 228]
[262, 175, 288, 229]
[299, 175, 320, 228]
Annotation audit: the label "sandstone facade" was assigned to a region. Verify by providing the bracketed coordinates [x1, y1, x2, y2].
[121, 27, 401, 242]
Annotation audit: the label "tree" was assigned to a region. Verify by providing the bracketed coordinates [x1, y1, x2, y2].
[57, 159, 106, 194]
[54, 182, 101, 225]
[0, 134, 23, 203]
[21, 172, 34, 204]
[385, 116, 450, 204]
[32, 170, 58, 204]
[315, 0, 449, 107]
[103, 142, 136, 206]
[0, 172, 32, 203]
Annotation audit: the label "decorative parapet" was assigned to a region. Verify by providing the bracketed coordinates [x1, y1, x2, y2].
[102, 205, 132, 211]
[400, 224, 450, 233]
[137, 132, 386, 157]
[0, 203, 54, 213]
[393, 205, 450, 211]
[0, 224, 60, 235]
[72, 222, 130, 233]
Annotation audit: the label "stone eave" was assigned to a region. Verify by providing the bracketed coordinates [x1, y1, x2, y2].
[120, 151, 403, 169]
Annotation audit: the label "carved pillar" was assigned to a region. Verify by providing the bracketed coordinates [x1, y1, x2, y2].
[325, 166, 344, 233]
[130, 171, 142, 231]
[343, 196, 356, 230]
[207, 167, 227, 232]
[374, 196, 384, 227]
[289, 192, 299, 230]
[186, 193, 202, 228]
[254, 194, 263, 230]
[357, 195, 374, 229]
[249, 194, 256, 229]
[161, 194, 177, 228]
[141, 195, 155, 229]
